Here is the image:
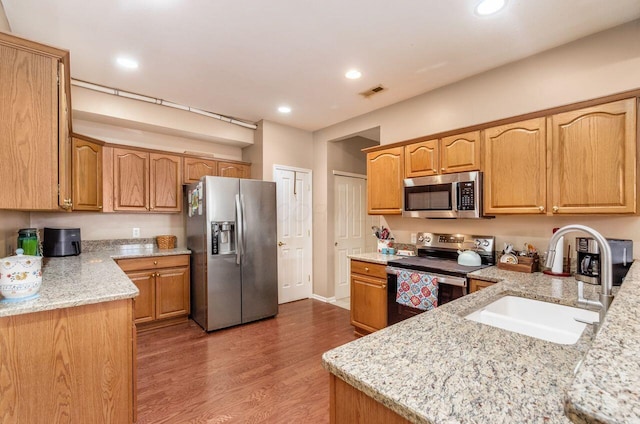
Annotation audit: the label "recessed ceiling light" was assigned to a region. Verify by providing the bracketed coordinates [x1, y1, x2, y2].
[278, 106, 292, 114]
[116, 57, 139, 69]
[475, 0, 506, 16]
[345, 69, 362, 79]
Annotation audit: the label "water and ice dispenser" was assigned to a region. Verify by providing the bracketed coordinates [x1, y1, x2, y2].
[212, 222, 235, 255]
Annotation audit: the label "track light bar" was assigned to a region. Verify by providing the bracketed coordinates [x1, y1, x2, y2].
[70, 79, 258, 130]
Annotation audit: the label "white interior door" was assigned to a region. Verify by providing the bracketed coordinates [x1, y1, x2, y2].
[334, 174, 366, 300]
[274, 166, 313, 304]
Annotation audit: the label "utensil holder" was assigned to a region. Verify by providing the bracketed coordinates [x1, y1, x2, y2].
[497, 254, 539, 273]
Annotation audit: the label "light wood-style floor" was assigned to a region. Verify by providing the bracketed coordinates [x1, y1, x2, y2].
[136, 299, 356, 423]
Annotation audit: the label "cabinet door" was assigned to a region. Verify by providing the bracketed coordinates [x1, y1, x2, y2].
[217, 161, 251, 178]
[150, 153, 182, 212]
[469, 278, 495, 293]
[483, 118, 547, 214]
[440, 131, 481, 174]
[405, 139, 438, 177]
[0, 38, 59, 210]
[58, 62, 73, 211]
[350, 274, 387, 333]
[127, 271, 155, 323]
[155, 266, 190, 319]
[550, 98, 636, 214]
[184, 157, 217, 183]
[367, 147, 404, 215]
[72, 138, 103, 211]
[114, 148, 149, 211]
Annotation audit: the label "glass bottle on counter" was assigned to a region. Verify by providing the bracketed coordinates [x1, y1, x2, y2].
[17, 228, 41, 256]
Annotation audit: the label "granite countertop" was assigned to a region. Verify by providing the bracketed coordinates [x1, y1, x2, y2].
[0, 245, 191, 318]
[323, 264, 640, 423]
[349, 252, 404, 265]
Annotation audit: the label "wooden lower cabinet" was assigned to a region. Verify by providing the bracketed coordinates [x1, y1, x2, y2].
[469, 278, 496, 292]
[330, 374, 411, 424]
[117, 254, 190, 331]
[0, 299, 135, 423]
[350, 260, 388, 337]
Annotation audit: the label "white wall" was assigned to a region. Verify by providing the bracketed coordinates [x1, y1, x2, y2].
[244, 120, 314, 181]
[0, 2, 10, 32]
[0, 211, 29, 257]
[311, 20, 640, 298]
[29, 212, 186, 246]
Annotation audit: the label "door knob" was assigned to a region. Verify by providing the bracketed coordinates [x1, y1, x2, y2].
[278, 241, 286, 246]
[538, 206, 544, 212]
[552, 206, 559, 213]
[335, 242, 338, 246]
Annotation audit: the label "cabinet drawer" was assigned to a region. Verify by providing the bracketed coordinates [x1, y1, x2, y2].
[117, 255, 190, 272]
[350, 260, 387, 279]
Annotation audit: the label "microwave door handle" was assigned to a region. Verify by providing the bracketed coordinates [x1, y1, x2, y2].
[454, 182, 460, 211]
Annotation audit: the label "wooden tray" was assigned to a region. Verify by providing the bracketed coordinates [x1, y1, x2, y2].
[497, 254, 539, 273]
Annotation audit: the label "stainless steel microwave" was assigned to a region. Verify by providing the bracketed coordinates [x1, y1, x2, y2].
[403, 171, 484, 219]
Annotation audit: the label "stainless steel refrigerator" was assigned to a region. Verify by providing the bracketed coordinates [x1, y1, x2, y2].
[185, 176, 278, 331]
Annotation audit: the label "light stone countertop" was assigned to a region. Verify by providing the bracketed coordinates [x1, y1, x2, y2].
[0, 246, 191, 318]
[323, 260, 639, 423]
[348, 252, 405, 265]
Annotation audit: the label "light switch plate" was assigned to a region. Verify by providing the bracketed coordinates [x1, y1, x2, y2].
[410, 233, 417, 243]
[132, 228, 140, 238]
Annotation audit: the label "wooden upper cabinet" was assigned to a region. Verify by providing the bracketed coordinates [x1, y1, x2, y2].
[183, 157, 218, 183]
[113, 148, 150, 211]
[440, 131, 481, 174]
[150, 153, 182, 212]
[483, 118, 547, 214]
[367, 147, 404, 215]
[218, 161, 251, 179]
[0, 32, 72, 210]
[72, 137, 103, 211]
[550, 98, 636, 214]
[404, 131, 480, 178]
[405, 139, 438, 177]
[112, 148, 182, 212]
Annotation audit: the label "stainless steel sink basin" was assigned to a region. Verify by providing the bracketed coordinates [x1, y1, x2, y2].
[465, 295, 599, 345]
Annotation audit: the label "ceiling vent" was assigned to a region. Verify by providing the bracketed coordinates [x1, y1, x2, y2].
[359, 85, 386, 98]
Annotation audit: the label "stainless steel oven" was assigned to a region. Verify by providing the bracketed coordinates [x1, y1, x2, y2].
[403, 171, 484, 219]
[386, 233, 495, 325]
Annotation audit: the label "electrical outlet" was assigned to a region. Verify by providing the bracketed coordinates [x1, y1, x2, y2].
[410, 233, 417, 244]
[132, 228, 140, 238]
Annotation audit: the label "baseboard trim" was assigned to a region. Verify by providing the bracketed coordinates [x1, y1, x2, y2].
[311, 294, 337, 303]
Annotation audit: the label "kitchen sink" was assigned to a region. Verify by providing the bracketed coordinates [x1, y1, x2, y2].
[465, 295, 599, 345]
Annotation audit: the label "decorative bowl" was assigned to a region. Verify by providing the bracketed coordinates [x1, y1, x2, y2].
[0, 249, 43, 301]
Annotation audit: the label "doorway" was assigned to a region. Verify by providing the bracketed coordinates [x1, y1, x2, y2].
[274, 165, 313, 304]
[333, 172, 367, 309]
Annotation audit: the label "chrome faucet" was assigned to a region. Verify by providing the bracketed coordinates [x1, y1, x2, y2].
[545, 224, 613, 328]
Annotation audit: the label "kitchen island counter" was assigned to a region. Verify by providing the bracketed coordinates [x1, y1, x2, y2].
[323, 263, 639, 423]
[0, 246, 190, 318]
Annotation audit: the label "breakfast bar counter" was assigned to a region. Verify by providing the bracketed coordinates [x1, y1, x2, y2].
[322, 264, 639, 423]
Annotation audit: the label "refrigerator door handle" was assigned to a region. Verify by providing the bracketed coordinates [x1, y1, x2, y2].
[235, 193, 243, 265]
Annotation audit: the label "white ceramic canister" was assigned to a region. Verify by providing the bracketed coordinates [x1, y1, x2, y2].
[0, 248, 43, 301]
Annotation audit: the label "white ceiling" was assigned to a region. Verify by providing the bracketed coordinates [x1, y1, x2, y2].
[3, 0, 640, 132]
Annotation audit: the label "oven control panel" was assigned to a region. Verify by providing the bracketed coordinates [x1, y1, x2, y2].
[416, 232, 494, 254]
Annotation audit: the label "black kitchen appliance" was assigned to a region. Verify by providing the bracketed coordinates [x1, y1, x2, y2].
[575, 237, 632, 286]
[386, 233, 495, 325]
[43, 227, 82, 257]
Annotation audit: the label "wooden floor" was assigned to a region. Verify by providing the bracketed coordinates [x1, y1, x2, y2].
[136, 299, 356, 423]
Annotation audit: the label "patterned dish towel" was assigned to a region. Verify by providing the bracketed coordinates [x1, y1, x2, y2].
[395, 269, 438, 311]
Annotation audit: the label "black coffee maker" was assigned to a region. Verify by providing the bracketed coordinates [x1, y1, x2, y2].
[575, 237, 633, 286]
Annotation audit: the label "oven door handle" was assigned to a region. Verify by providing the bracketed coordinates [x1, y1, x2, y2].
[386, 266, 467, 288]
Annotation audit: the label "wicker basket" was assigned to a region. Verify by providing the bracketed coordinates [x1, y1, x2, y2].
[156, 235, 177, 249]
